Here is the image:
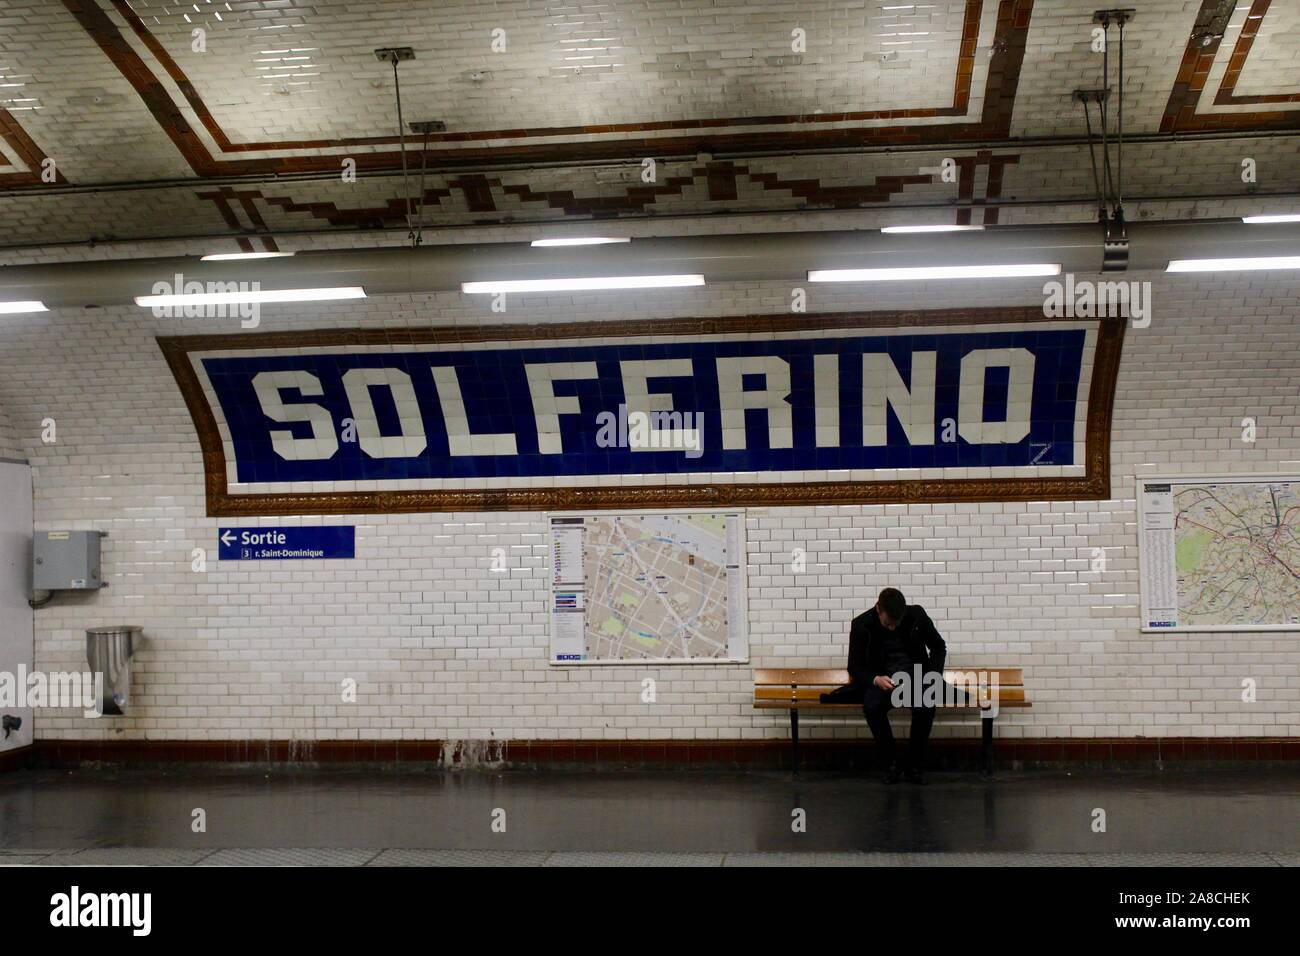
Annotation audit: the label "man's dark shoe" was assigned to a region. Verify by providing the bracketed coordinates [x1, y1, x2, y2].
[883, 763, 903, 785]
[904, 767, 927, 785]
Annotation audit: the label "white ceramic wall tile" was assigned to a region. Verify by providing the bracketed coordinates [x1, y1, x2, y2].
[0, 266, 1296, 740]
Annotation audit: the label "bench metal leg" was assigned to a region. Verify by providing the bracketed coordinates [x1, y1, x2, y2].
[790, 709, 800, 776]
[981, 713, 994, 776]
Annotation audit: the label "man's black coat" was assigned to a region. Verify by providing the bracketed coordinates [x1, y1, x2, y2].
[847, 605, 947, 687]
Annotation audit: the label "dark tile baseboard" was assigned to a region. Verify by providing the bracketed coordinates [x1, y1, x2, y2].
[0, 746, 33, 773]
[10, 737, 1299, 772]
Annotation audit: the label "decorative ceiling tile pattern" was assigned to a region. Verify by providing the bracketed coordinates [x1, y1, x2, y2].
[1224, 0, 1298, 102]
[0, 0, 1294, 244]
[118, 0, 987, 135]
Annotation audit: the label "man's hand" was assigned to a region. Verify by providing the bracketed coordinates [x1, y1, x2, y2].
[873, 675, 896, 691]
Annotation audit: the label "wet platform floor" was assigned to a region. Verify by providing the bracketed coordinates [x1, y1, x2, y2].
[1, 767, 1297, 865]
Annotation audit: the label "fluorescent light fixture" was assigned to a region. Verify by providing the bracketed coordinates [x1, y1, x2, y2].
[880, 224, 986, 234]
[1241, 214, 1300, 224]
[530, 237, 632, 247]
[808, 263, 1060, 282]
[462, 274, 704, 293]
[134, 286, 366, 307]
[200, 251, 296, 261]
[1167, 256, 1300, 273]
[0, 300, 48, 314]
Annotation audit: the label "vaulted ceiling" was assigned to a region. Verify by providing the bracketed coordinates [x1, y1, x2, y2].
[0, 0, 1296, 248]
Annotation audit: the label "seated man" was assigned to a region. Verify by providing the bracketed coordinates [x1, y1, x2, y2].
[847, 587, 947, 785]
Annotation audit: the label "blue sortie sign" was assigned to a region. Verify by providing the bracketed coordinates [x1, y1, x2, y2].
[218, 526, 355, 560]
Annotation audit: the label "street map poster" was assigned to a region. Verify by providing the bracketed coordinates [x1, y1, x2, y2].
[1139, 476, 1300, 631]
[550, 511, 747, 662]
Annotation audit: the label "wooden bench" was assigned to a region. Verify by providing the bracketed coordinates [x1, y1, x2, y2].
[754, 667, 1030, 775]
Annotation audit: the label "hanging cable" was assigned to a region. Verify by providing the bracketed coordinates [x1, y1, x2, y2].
[1079, 9, 1134, 271]
[407, 121, 446, 247]
[413, 127, 430, 246]
[1076, 92, 1106, 222]
[1098, 19, 1114, 215]
[1117, 16, 1125, 211]
[393, 58, 412, 235]
[374, 47, 418, 245]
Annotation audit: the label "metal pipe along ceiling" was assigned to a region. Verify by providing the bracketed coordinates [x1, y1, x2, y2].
[1, 220, 1298, 309]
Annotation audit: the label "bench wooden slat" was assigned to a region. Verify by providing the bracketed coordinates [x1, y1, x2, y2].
[752, 666, 1030, 714]
[755, 685, 1028, 704]
[754, 700, 862, 710]
[753, 668, 849, 686]
[951, 687, 1027, 703]
[755, 667, 1024, 687]
[755, 699, 1032, 710]
[759, 697, 1029, 707]
[969, 686, 1027, 703]
[755, 686, 843, 702]
[945, 668, 1023, 686]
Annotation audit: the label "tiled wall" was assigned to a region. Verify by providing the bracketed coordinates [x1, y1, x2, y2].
[0, 402, 22, 461]
[0, 254, 1296, 742]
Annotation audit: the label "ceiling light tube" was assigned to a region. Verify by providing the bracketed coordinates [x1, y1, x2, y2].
[880, 224, 986, 234]
[134, 286, 366, 307]
[1240, 214, 1300, 225]
[1167, 256, 1300, 273]
[808, 264, 1060, 282]
[530, 237, 632, 247]
[462, 274, 704, 293]
[0, 300, 48, 314]
[200, 251, 297, 261]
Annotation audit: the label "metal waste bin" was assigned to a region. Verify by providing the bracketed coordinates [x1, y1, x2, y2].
[86, 626, 140, 716]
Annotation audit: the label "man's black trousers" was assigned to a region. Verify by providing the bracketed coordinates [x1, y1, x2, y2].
[863, 684, 937, 769]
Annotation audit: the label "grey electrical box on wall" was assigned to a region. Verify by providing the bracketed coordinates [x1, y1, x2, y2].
[33, 531, 105, 590]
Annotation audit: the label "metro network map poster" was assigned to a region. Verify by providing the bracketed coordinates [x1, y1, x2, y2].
[1139, 476, 1300, 631]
